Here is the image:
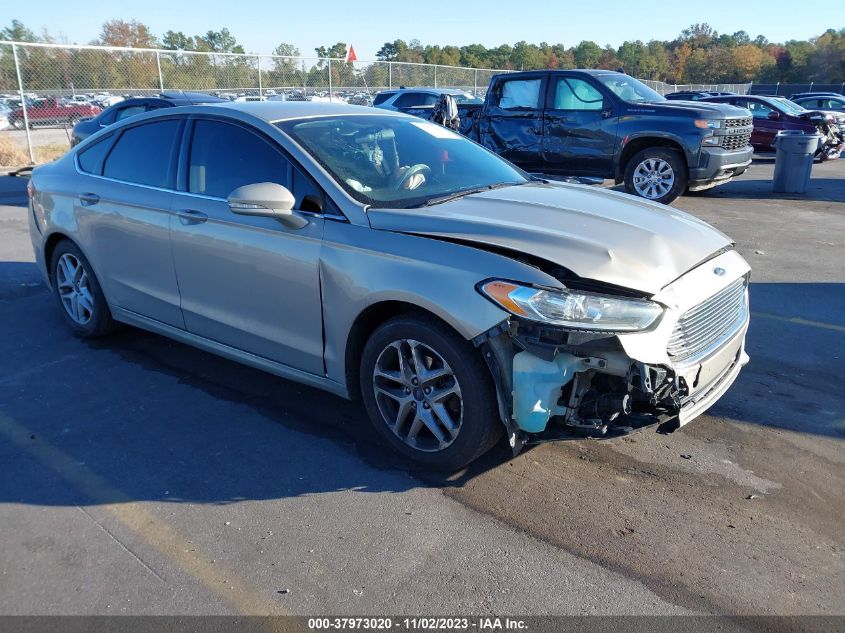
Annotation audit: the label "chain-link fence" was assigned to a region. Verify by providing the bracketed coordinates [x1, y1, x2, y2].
[640, 80, 752, 95]
[6, 41, 838, 167]
[0, 41, 509, 165]
[749, 82, 845, 96]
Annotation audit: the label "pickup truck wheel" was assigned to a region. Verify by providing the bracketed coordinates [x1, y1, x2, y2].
[624, 148, 687, 204]
[360, 315, 502, 471]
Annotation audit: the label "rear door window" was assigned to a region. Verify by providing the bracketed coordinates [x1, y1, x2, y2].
[103, 119, 181, 188]
[115, 105, 147, 121]
[187, 119, 291, 200]
[497, 79, 541, 109]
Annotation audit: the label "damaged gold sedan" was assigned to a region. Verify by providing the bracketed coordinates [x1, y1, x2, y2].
[28, 102, 749, 470]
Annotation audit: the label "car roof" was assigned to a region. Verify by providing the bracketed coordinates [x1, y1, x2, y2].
[105, 97, 172, 108]
[109, 101, 404, 124]
[159, 90, 227, 104]
[389, 87, 472, 95]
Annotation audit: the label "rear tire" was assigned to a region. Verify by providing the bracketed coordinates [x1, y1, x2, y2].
[624, 147, 687, 205]
[360, 315, 502, 471]
[50, 240, 116, 338]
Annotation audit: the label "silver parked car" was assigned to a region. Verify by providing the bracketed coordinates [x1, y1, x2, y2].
[28, 102, 750, 469]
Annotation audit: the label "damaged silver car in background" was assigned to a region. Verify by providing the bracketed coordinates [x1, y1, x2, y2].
[28, 102, 750, 470]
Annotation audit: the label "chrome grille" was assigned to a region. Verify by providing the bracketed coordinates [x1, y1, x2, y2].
[667, 277, 748, 364]
[721, 132, 752, 151]
[724, 117, 752, 128]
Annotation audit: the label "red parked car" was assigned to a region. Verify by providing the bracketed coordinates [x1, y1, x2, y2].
[9, 97, 100, 129]
[701, 94, 835, 153]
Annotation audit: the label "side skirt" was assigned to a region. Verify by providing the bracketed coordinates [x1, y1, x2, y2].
[111, 306, 350, 400]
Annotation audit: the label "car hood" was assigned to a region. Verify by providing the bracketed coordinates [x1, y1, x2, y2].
[642, 100, 751, 119]
[366, 182, 733, 295]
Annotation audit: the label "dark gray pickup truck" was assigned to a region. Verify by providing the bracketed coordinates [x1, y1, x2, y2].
[456, 70, 754, 204]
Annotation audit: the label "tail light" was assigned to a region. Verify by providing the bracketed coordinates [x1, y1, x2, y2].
[26, 179, 34, 201]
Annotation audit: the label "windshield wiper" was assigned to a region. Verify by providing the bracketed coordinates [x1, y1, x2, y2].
[420, 181, 524, 207]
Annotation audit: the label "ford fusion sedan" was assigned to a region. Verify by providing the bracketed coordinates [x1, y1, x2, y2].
[28, 102, 750, 470]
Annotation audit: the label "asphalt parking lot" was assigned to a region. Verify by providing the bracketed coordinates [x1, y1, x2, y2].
[0, 159, 843, 619]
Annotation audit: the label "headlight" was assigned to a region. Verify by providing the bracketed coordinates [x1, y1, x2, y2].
[695, 119, 722, 129]
[479, 280, 664, 332]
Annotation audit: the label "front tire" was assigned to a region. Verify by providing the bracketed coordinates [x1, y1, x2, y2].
[624, 147, 687, 204]
[50, 240, 115, 338]
[360, 315, 502, 471]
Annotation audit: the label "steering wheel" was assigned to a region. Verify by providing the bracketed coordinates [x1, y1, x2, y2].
[394, 164, 431, 190]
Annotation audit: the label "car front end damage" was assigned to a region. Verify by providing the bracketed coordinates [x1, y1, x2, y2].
[474, 250, 750, 450]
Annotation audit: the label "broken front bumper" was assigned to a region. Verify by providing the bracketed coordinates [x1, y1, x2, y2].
[481, 250, 751, 442]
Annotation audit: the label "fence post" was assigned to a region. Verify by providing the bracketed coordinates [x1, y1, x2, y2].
[257, 55, 262, 97]
[155, 50, 164, 91]
[12, 44, 35, 165]
[327, 58, 333, 102]
[434, 65, 437, 88]
[474, 69, 478, 95]
[388, 62, 392, 89]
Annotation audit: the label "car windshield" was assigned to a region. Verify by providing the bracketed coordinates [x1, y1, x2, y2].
[769, 97, 806, 114]
[453, 93, 483, 105]
[595, 75, 665, 103]
[278, 114, 528, 209]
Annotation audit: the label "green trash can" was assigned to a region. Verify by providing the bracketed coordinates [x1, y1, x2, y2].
[772, 130, 821, 194]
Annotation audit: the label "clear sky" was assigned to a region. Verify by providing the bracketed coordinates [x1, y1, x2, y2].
[6, 0, 842, 60]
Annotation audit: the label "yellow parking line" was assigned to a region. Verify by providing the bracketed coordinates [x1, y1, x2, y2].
[0, 412, 289, 616]
[752, 311, 845, 333]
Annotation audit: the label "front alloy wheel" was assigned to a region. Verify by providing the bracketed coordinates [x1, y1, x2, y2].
[632, 158, 675, 200]
[372, 339, 463, 452]
[623, 147, 686, 205]
[360, 315, 502, 470]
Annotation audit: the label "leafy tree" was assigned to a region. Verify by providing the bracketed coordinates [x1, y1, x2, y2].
[572, 41, 603, 68]
[97, 19, 158, 48]
[161, 30, 195, 51]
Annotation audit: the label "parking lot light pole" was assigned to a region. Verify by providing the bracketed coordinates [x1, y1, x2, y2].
[12, 43, 35, 165]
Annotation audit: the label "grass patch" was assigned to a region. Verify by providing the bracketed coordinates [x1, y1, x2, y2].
[0, 137, 69, 167]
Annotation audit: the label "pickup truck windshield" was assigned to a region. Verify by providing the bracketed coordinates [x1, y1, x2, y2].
[596, 75, 665, 104]
[278, 114, 528, 209]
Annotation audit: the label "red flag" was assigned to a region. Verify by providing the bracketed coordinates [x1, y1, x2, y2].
[345, 45, 358, 63]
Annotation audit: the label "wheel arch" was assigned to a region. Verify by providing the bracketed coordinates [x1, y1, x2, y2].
[343, 300, 488, 401]
[616, 136, 689, 183]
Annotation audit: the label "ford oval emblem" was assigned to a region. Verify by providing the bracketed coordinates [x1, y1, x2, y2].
[713, 267, 726, 276]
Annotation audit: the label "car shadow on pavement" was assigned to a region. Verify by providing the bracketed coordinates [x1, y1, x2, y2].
[0, 175, 29, 207]
[0, 262, 842, 508]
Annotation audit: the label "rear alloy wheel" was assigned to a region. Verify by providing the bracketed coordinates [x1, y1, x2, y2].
[50, 240, 115, 338]
[624, 148, 687, 204]
[360, 316, 502, 470]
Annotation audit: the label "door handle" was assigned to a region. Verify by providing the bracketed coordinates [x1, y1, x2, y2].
[79, 192, 99, 206]
[176, 209, 208, 225]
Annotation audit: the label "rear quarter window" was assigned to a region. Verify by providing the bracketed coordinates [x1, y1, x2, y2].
[372, 92, 395, 106]
[77, 136, 113, 175]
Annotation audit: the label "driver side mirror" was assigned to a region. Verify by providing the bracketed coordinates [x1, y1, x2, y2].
[767, 111, 781, 121]
[227, 182, 308, 229]
[601, 98, 613, 118]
